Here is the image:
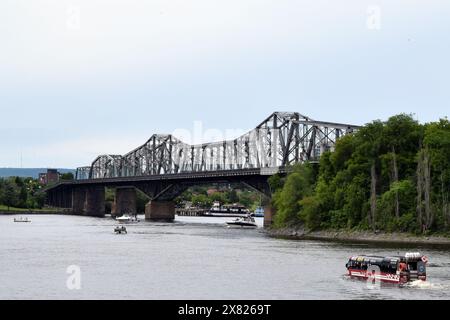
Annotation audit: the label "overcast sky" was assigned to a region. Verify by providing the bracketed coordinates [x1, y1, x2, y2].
[0, 0, 449, 168]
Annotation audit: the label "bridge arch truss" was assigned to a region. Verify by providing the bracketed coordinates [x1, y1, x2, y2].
[75, 112, 359, 180]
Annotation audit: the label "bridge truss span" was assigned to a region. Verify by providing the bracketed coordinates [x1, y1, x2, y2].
[75, 112, 359, 180]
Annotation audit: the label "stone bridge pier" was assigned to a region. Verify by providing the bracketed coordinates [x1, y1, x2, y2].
[145, 200, 175, 221]
[263, 204, 276, 228]
[111, 187, 137, 217]
[72, 188, 86, 215]
[84, 186, 105, 217]
[109, 187, 175, 221]
[71, 186, 105, 217]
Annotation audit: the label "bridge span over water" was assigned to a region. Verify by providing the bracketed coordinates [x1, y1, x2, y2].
[45, 112, 359, 227]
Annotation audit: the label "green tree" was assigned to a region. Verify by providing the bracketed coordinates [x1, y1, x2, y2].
[238, 191, 255, 208]
[377, 180, 416, 232]
[210, 192, 226, 204]
[18, 185, 28, 207]
[192, 194, 212, 208]
[1, 181, 19, 210]
[271, 114, 450, 235]
[272, 164, 315, 227]
[268, 174, 285, 192]
[60, 172, 74, 181]
[226, 189, 239, 203]
[423, 118, 450, 230]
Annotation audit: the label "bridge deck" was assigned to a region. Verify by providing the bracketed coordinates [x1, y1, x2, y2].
[44, 167, 289, 192]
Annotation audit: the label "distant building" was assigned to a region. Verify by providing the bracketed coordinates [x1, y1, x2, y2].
[38, 169, 60, 185]
[206, 188, 219, 195]
[179, 201, 193, 209]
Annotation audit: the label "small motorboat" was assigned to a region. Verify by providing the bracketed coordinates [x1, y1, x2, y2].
[115, 214, 139, 223]
[14, 217, 31, 223]
[226, 215, 257, 228]
[114, 226, 127, 234]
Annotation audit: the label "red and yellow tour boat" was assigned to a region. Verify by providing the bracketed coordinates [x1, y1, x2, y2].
[346, 252, 428, 284]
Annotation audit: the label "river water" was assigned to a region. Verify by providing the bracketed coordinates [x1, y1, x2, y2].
[0, 214, 449, 300]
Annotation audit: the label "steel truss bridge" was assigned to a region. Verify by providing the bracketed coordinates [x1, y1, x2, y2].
[75, 112, 358, 181]
[45, 112, 359, 222]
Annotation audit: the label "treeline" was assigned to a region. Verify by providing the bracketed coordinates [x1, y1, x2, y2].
[0, 177, 46, 210]
[0, 173, 74, 211]
[270, 114, 450, 235]
[103, 185, 264, 214]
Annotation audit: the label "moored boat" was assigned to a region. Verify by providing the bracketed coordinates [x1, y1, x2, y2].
[115, 214, 139, 223]
[14, 217, 31, 223]
[204, 202, 250, 217]
[346, 252, 428, 284]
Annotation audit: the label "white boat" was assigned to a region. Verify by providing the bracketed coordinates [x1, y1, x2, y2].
[226, 215, 257, 228]
[14, 217, 31, 223]
[204, 202, 251, 217]
[115, 214, 140, 223]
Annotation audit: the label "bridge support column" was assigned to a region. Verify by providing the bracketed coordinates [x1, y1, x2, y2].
[84, 186, 105, 217]
[263, 204, 276, 228]
[48, 188, 72, 209]
[72, 187, 86, 215]
[145, 201, 175, 221]
[111, 187, 137, 217]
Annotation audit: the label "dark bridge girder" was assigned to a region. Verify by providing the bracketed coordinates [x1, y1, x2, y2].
[47, 167, 280, 203]
[44, 168, 281, 224]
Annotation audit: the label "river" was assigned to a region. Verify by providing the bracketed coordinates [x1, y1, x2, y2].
[0, 214, 449, 300]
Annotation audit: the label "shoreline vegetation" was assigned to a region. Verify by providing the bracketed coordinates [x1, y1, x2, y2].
[266, 227, 450, 246]
[0, 205, 66, 215]
[268, 114, 450, 243]
[0, 174, 74, 214]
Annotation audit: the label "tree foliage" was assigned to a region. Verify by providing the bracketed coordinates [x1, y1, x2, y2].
[272, 114, 450, 234]
[0, 177, 45, 210]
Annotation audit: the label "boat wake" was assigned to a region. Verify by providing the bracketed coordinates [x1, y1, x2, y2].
[404, 280, 448, 290]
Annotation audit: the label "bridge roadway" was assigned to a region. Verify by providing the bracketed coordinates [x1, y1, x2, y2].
[45, 167, 289, 227]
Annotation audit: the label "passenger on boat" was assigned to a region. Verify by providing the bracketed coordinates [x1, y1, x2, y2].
[402, 262, 407, 270]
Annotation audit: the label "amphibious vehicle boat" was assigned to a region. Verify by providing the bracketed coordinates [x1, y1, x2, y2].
[345, 252, 428, 284]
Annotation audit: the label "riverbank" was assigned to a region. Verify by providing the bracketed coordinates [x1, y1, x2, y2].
[267, 226, 450, 246]
[0, 206, 69, 215]
[0, 211, 68, 215]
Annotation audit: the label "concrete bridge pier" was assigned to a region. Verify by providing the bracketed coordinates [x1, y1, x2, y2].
[263, 204, 276, 228]
[111, 187, 137, 217]
[47, 188, 72, 209]
[145, 201, 175, 221]
[72, 188, 86, 215]
[84, 186, 105, 217]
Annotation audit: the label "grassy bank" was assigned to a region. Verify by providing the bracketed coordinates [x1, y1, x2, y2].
[0, 205, 62, 214]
